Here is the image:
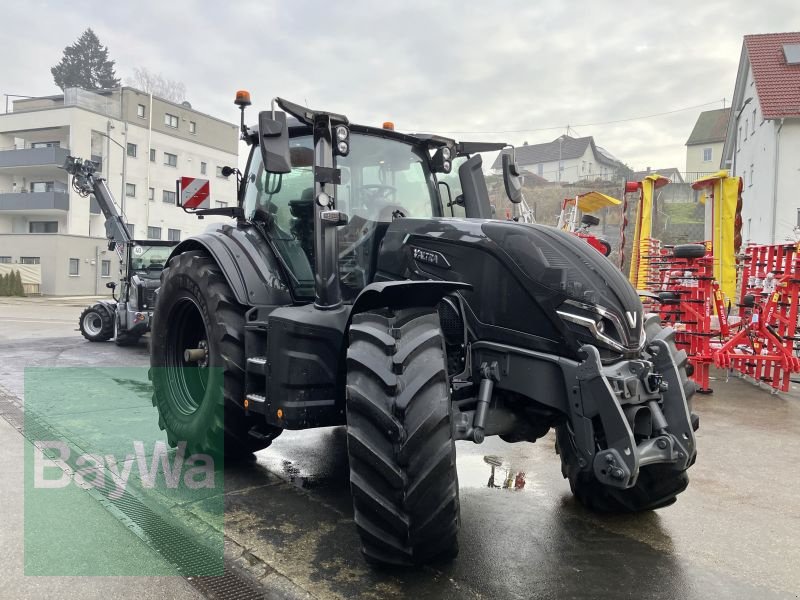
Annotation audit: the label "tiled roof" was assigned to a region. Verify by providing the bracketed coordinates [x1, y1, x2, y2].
[491, 135, 620, 170]
[744, 32, 800, 118]
[686, 108, 731, 145]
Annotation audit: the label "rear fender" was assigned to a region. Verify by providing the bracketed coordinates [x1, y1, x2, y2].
[168, 225, 292, 306]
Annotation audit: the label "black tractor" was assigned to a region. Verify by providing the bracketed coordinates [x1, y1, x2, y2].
[150, 95, 698, 566]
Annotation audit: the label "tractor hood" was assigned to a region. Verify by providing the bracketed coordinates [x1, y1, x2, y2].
[376, 218, 644, 358]
[481, 222, 645, 355]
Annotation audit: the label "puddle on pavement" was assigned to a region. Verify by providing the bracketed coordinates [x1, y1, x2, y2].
[457, 453, 546, 494]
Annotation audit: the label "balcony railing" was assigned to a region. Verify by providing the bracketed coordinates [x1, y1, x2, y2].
[0, 147, 70, 169]
[0, 191, 69, 211]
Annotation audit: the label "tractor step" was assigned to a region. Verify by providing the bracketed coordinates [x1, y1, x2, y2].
[244, 393, 266, 415]
[246, 356, 268, 376]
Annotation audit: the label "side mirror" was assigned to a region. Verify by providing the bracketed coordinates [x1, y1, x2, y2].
[259, 111, 292, 174]
[106, 281, 117, 290]
[502, 153, 523, 204]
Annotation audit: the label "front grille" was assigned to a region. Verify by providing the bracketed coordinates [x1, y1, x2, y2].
[139, 286, 158, 310]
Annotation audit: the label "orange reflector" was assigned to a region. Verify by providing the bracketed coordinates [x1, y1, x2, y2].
[382, 121, 395, 131]
[277, 408, 284, 419]
[244, 398, 249, 408]
[234, 90, 252, 106]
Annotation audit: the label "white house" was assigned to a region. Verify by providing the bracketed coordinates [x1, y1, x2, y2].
[721, 32, 800, 245]
[685, 108, 730, 175]
[491, 135, 625, 183]
[0, 87, 239, 294]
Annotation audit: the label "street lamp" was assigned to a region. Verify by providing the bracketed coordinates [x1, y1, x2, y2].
[95, 128, 128, 213]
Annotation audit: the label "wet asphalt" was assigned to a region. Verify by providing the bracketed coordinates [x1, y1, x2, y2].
[1, 298, 799, 599]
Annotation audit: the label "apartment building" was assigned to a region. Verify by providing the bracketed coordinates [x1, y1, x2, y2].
[0, 87, 238, 295]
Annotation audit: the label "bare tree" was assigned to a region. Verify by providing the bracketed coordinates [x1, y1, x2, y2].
[126, 67, 187, 103]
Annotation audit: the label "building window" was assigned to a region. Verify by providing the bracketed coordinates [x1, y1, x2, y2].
[216, 166, 225, 178]
[797, 210, 800, 228]
[200, 161, 207, 175]
[127, 142, 137, 158]
[69, 258, 80, 276]
[162, 190, 176, 204]
[29, 221, 58, 233]
[148, 187, 155, 202]
[581, 161, 586, 173]
[126, 223, 135, 238]
[164, 113, 179, 128]
[31, 141, 60, 148]
[150, 148, 156, 162]
[744, 119, 748, 140]
[20, 257, 40, 265]
[752, 109, 756, 134]
[147, 226, 162, 240]
[738, 126, 742, 151]
[168, 228, 181, 242]
[215, 201, 228, 209]
[125, 183, 136, 197]
[30, 181, 54, 192]
[101, 260, 111, 277]
[749, 164, 754, 187]
[0, 257, 11, 264]
[189, 121, 196, 134]
[164, 152, 177, 167]
[137, 104, 146, 118]
[703, 147, 713, 162]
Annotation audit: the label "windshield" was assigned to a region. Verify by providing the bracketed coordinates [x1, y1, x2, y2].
[128, 244, 173, 278]
[242, 132, 440, 299]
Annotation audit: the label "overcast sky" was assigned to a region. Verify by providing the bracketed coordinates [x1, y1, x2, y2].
[1, 0, 798, 171]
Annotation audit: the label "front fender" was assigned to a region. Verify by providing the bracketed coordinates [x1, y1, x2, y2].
[350, 280, 471, 316]
[169, 224, 292, 306]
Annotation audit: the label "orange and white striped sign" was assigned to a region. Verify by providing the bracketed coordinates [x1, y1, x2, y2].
[180, 177, 210, 209]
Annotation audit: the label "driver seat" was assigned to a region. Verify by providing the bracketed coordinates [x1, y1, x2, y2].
[289, 187, 315, 264]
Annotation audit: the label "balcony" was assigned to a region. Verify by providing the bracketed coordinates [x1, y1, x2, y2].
[0, 191, 69, 212]
[0, 147, 70, 169]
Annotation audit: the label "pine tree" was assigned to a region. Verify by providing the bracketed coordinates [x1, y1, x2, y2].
[0, 273, 7, 296]
[14, 270, 25, 296]
[51, 28, 120, 91]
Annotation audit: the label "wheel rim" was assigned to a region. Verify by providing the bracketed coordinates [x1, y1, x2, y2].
[83, 311, 103, 336]
[164, 297, 210, 415]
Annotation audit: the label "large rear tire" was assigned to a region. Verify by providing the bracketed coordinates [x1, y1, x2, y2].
[78, 304, 114, 342]
[345, 308, 459, 566]
[556, 317, 696, 512]
[150, 251, 281, 458]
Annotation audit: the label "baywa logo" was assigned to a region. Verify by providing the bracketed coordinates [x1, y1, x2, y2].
[33, 440, 215, 499]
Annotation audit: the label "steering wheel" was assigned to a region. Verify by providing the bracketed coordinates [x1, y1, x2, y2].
[361, 184, 396, 202]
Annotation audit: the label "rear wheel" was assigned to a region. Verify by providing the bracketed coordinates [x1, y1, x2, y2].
[150, 251, 281, 458]
[78, 304, 114, 342]
[556, 317, 696, 512]
[345, 307, 459, 566]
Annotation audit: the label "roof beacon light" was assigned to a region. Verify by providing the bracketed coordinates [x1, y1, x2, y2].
[382, 121, 395, 131]
[234, 90, 252, 107]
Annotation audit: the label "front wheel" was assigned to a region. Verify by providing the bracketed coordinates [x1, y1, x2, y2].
[345, 307, 459, 566]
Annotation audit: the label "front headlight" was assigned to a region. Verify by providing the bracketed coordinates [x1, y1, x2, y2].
[557, 299, 644, 354]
